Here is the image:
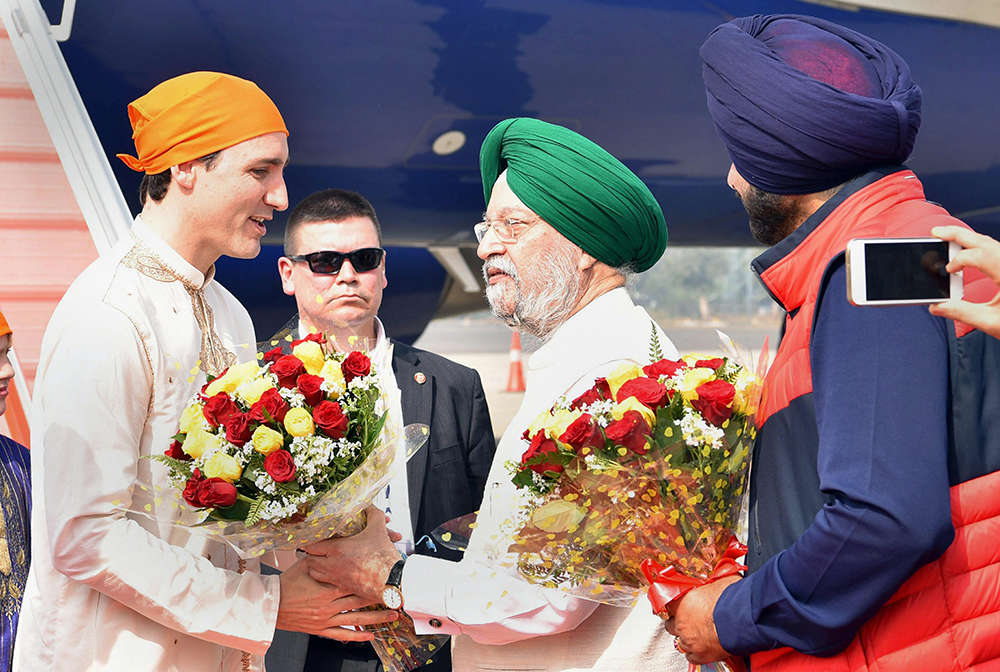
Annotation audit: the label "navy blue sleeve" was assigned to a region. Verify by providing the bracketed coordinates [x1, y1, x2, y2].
[714, 262, 954, 656]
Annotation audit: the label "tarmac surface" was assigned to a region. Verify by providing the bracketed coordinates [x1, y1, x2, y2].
[414, 311, 779, 439]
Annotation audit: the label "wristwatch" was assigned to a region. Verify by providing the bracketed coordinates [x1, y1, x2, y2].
[381, 558, 406, 610]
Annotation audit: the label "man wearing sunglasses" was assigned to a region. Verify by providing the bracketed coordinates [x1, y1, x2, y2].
[268, 188, 496, 672]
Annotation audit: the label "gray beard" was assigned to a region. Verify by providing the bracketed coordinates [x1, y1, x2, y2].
[482, 246, 582, 341]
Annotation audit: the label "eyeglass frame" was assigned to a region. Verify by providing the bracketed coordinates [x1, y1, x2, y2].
[285, 247, 386, 275]
[473, 214, 540, 244]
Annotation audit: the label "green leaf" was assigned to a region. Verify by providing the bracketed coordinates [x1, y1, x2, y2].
[146, 454, 195, 479]
[243, 496, 267, 527]
[649, 322, 663, 362]
[208, 497, 251, 522]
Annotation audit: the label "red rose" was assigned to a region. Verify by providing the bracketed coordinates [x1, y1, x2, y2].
[261, 347, 283, 365]
[196, 478, 238, 508]
[290, 332, 326, 348]
[271, 355, 306, 389]
[341, 351, 371, 382]
[595, 378, 611, 398]
[296, 374, 325, 407]
[202, 392, 239, 427]
[265, 450, 297, 483]
[521, 431, 564, 475]
[605, 410, 652, 455]
[165, 440, 191, 461]
[223, 412, 254, 447]
[691, 379, 736, 426]
[558, 414, 605, 452]
[312, 401, 349, 439]
[616, 377, 671, 409]
[570, 378, 612, 410]
[643, 358, 687, 379]
[249, 388, 290, 424]
[182, 469, 204, 507]
[695, 358, 725, 371]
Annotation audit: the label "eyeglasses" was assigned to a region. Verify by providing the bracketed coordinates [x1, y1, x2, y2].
[286, 248, 385, 274]
[473, 216, 537, 244]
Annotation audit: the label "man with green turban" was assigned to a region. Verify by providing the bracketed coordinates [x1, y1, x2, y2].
[305, 118, 686, 672]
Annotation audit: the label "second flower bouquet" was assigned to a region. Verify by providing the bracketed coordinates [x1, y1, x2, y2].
[500, 333, 766, 671]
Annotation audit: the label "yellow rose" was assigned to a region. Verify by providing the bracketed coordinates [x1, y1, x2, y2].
[611, 396, 656, 426]
[733, 369, 762, 415]
[205, 360, 260, 396]
[543, 408, 580, 440]
[531, 499, 587, 533]
[181, 429, 221, 459]
[526, 408, 554, 437]
[236, 375, 274, 405]
[203, 452, 243, 482]
[678, 367, 716, 402]
[251, 425, 284, 455]
[292, 341, 325, 375]
[318, 360, 346, 399]
[284, 407, 315, 437]
[178, 402, 205, 434]
[605, 362, 644, 399]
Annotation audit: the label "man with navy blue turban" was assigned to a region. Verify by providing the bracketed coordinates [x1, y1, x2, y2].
[664, 15, 1000, 672]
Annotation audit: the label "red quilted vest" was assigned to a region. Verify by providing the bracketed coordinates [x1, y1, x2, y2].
[750, 170, 1000, 671]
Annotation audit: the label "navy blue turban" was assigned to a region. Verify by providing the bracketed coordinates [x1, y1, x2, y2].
[700, 14, 921, 194]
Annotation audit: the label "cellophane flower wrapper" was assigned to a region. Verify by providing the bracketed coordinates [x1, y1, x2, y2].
[122, 333, 445, 671]
[494, 332, 766, 672]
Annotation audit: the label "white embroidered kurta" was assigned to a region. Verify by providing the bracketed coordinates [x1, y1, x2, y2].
[402, 288, 689, 672]
[15, 219, 280, 672]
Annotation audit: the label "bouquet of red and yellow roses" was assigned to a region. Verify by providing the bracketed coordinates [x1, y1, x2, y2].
[147, 332, 443, 672]
[151, 332, 426, 555]
[503, 334, 765, 672]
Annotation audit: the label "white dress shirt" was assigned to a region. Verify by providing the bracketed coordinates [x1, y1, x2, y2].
[15, 218, 279, 672]
[401, 288, 688, 671]
[297, 318, 413, 554]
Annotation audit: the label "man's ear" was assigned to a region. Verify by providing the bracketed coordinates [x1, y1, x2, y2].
[578, 251, 599, 272]
[171, 161, 198, 191]
[277, 257, 296, 297]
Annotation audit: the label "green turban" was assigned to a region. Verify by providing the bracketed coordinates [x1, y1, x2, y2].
[479, 117, 667, 273]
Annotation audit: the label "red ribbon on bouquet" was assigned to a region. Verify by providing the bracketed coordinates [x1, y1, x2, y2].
[640, 535, 748, 616]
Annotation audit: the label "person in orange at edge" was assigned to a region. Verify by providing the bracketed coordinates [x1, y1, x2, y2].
[0, 310, 31, 671]
[14, 72, 396, 672]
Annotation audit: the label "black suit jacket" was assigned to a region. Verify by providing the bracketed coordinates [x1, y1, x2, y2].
[264, 327, 496, 672]
[390, 340, 495, 557]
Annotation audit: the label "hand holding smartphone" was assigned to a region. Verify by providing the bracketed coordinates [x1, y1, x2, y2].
[846, 237, 963, 306]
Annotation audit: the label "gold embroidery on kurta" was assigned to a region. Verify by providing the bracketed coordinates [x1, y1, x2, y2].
[122, 244, 237, 377]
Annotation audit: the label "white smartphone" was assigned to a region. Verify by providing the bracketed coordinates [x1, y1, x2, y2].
[845, 237, 963, 306]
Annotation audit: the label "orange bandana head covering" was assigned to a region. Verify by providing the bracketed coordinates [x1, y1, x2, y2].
[0, 310, 10, 338]
[117, 71, 288, 175]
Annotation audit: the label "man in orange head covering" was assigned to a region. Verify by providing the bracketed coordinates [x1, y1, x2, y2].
[0, 309, 31, 672]
[15, 73, 396, 672]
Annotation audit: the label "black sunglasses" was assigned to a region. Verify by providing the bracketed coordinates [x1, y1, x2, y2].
[287, 248, 385, 274]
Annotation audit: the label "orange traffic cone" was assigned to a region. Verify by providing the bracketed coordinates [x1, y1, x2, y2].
[505, 331, 525, 393]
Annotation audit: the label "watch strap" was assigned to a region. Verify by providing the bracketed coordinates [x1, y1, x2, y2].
[386, 558, 406, 588]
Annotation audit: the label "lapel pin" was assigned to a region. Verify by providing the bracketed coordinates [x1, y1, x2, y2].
[414, 372, 427, 384]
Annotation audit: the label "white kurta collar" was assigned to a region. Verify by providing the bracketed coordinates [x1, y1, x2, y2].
[529, 286, 634, 372]
[131, 215, 214, 289]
